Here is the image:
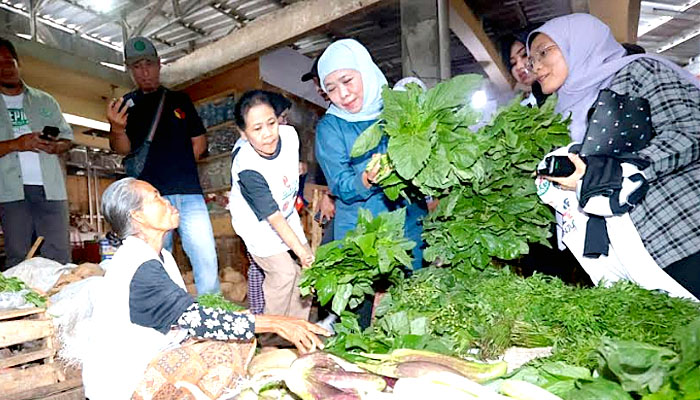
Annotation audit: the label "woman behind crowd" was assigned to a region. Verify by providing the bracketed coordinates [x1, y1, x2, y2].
[82, 178, 327, 400]
[499, 25, 547, 107]
[229, 90, 312, 320]
[315, 39, 427, 327]
[528, 14, 700, 297]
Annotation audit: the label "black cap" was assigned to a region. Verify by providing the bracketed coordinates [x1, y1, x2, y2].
[301, 57, 319, 82]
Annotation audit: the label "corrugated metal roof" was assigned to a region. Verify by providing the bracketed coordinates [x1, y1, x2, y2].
[1, 0, 697, 84]
[638, 0, 700, 65]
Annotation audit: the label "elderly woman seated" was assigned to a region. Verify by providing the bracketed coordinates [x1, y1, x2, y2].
[81, 178, 328, 400]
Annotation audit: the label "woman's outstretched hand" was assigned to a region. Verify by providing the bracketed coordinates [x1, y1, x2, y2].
[255, 315, 331, 353]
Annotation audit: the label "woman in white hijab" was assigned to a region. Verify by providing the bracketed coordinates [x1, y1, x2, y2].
[529, 13, 700, 298]
[314, 39, 427, 328]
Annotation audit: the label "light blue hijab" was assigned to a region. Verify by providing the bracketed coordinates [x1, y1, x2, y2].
[318, 39, 388, 122]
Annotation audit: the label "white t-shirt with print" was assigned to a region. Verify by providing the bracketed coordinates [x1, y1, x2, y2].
[2, 93, 43, 185]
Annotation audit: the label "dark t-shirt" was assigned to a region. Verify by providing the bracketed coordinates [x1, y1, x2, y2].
[125, 87, 205, 195]
[129, 259, 194, 334]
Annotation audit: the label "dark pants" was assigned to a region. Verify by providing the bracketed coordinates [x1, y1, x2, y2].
[0, 185, 70, 268]
[665, 251, 700, 299]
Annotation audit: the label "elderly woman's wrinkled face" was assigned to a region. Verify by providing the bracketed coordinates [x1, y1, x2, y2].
[323, 69, 364, 113]
[529, 33, 569, 94]
[131, 181, 179, 232]
[509, 41, 535, 86]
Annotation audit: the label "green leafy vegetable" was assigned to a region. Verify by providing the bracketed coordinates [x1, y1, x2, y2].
[326, 267, 700, 370]
[596, 337, 678, 395]
[0, 273, 46, 308]
[197, 293, 246, 312]
[353, 74, 570, 269]
[299, 209, 415, 315]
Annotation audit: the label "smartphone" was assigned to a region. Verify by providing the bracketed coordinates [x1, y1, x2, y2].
[314, 211, 328, 225]
[40, 126, 60, 141]
[538, 155, 576, 177]
[117, 93, 136, 113]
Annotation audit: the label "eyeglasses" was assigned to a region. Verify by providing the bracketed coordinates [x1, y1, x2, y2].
[527, 45, 559, 71]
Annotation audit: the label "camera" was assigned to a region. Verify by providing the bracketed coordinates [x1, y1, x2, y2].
[537, 155, 576, 177]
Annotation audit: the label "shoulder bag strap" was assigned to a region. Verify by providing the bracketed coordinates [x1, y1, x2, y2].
[145, 89, 167, 143]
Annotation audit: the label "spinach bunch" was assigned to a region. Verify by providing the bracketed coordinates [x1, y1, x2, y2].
[352, 74, 570, 268]
[351, 75, 484, 200]
[299, 209, 415, 315]
[0, 273, 46, 308]
[423, 98, 571, 267]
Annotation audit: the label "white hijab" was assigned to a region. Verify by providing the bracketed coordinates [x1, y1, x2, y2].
[317, 39, 388, 122]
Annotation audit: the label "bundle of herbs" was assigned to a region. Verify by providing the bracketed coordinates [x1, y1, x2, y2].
[299, 209, 415, 315]
[325, 267, 700, 371]
[0, 272, 46, 308]
[351, 75, 570, 268]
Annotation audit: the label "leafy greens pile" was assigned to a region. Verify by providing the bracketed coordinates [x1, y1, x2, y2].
[0, 272, 46, 308]
[299, 209, 415, 315]
[509, 317, 700, 399]
[198, 293, 246, 312]
[351, 75, 571, 268]
[325, 267, 700, 370]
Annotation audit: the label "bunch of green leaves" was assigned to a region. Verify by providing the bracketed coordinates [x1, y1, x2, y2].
[299, 209, 415, 315]
[0, 272, 46, 308]
[327, 266, 700, 370]
[352, 74, 570, 268]
[509, 318, 700, 399]
[422, 98, 571, 268]
[351, 75, 484, 200]
[197, 293, 246, 312]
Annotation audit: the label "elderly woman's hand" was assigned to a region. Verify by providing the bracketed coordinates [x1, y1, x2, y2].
[544, 153, 587, 191]
[255, 315, 331, 353]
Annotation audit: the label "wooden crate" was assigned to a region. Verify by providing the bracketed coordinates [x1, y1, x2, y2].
[0, 307, 65, 397]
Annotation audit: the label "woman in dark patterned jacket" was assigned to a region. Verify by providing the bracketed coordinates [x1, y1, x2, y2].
[528, 14, 700, 297]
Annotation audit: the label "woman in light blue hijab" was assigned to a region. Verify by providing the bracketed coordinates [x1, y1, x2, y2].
[314, 39, 426, 328]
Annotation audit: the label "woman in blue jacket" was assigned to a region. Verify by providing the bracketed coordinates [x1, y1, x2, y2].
[314, 40, 426, 328]
[315, 39, 425, 265]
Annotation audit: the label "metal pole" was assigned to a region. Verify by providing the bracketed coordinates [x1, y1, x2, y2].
[94, 163, 102, 234]
[86, 154, 94, 229]
[437, 0, 451, 81]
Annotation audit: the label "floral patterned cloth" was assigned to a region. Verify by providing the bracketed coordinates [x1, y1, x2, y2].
[177, 303, 255, 341]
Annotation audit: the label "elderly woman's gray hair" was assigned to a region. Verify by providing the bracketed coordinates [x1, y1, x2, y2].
[101, 178, 144, 238]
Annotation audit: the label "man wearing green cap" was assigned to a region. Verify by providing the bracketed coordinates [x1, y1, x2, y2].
[106, 36, 219, 294]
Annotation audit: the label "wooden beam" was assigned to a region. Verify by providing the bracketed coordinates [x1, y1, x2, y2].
[447, 0, 513, 90]
[72, 133, 111, 150]
[183, 59, 261, 103]
[161, 0, 385, 88]
[588, 0, 642, 43]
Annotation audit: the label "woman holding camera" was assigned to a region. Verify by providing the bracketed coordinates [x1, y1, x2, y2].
[529, 14, 700, 298]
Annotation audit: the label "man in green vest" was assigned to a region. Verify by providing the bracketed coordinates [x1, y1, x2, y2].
[0, 37, 73, 268]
